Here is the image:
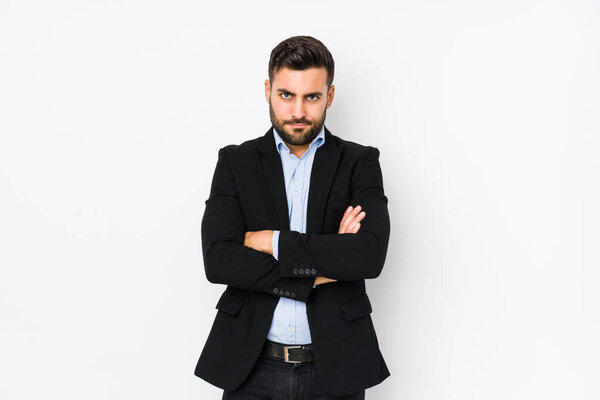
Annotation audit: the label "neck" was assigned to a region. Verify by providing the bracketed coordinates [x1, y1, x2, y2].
[286, 143, 309, 158]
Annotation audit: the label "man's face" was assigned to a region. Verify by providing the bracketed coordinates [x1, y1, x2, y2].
[265, 67, 335, 147]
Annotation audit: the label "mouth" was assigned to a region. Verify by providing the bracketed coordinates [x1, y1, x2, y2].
[289, 123, 308, 128]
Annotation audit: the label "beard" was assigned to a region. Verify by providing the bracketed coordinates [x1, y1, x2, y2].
[269, 100, 327, 146]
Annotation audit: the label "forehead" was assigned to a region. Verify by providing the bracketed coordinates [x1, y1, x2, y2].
[271, 67, 328, 92]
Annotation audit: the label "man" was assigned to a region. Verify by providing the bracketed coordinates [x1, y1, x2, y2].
[194, 36, 391, 399]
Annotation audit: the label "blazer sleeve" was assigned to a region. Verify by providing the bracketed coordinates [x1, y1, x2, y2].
[201, 147, 315, 302]
[277, 147, 391, 281]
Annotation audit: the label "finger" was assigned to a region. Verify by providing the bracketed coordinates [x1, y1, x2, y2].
[338, 206, 353, 233]
[346, 210, 366, 232]
[347, 221, 361, 234]
[354, 210, 366, 222]
[341, 206, 354, 227]
[339, 205, 361, 233]
[344, 206, 363, 231]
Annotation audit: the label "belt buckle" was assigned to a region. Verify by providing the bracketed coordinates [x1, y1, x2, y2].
[283, 345, 303, 363]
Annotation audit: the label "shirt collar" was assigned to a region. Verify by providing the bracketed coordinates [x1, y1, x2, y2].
[273, 124, 326, 156]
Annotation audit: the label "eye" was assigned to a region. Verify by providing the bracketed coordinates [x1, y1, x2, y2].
[307, 95, 319, 101]
[281, 92, 291, 99]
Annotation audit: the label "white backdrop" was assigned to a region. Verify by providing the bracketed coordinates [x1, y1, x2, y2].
[1, 0, 599, 399]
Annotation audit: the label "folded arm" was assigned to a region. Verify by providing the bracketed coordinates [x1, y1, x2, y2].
[201, 147, 315, 302]
[276, 147, 390, 281]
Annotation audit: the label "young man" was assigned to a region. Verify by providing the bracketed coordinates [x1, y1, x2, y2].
[195, 35, 391, 399]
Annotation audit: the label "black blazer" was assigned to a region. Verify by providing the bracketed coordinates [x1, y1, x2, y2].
[194, 126, 391, 397]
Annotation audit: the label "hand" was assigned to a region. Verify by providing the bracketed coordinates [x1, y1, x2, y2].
[314, 276, 337, 285]
[338, 205, 366, 234]
[244, 230, 273, 255]
[315, 205, 366, 286]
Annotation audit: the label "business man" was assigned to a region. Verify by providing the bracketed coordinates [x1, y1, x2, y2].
[194, 36, 391, 399]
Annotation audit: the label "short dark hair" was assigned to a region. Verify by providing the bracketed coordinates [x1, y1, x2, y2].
[268, 35, 335, 88]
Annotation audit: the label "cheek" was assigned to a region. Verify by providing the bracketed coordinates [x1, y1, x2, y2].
[307, 103, 326, 118]
[271, 100, 289, 115]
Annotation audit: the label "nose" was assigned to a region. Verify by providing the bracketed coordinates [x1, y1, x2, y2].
[290, 98, 306, 120]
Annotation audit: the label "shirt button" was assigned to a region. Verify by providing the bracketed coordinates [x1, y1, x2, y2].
[294, 225, 299, 230]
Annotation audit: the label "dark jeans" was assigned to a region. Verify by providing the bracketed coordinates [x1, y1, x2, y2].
[222, 353, 365, 400]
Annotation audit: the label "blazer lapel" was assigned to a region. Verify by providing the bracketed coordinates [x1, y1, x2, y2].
[257, 126, 342, 234]
[258, 127, 290, 230]
[306, 126, 341, 234]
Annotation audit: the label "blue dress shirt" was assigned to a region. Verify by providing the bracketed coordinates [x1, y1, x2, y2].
[267, 125, 325, 345]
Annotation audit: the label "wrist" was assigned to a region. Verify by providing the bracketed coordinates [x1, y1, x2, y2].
[266, 230, 274, 255]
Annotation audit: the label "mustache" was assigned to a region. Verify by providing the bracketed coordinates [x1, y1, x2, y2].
[286, 120, 311, 125]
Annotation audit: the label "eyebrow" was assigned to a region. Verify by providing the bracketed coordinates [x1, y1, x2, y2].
[276, 89, 323, 97]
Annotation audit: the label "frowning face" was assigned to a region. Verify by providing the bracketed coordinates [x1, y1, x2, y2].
[265, 67, 335, 151]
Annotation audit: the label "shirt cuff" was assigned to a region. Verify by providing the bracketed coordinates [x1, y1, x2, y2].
[272, 230, 280, 260]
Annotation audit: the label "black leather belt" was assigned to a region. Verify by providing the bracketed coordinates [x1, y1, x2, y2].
[262, 340, 314, 363]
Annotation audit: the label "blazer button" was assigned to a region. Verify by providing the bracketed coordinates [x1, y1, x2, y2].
[299, 269, 304, 275]
[291, 292, 296, 297]
[293, 268, 298, 275]
[285, 291, 290, 296]
[311, 268, 317, 274]
[273, 288, 279, 294]
[304, 268, 311, 275]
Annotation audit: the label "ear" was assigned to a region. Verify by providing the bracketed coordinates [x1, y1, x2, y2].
[264, 79, 271, 103]
[326, 84, 335, 109]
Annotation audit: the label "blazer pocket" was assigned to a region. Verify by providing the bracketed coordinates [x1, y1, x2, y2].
[341, 294, 373, 321]
[215, 291, 244, 316]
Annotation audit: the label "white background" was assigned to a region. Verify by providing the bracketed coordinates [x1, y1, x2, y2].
[1, 0, 599, 399]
